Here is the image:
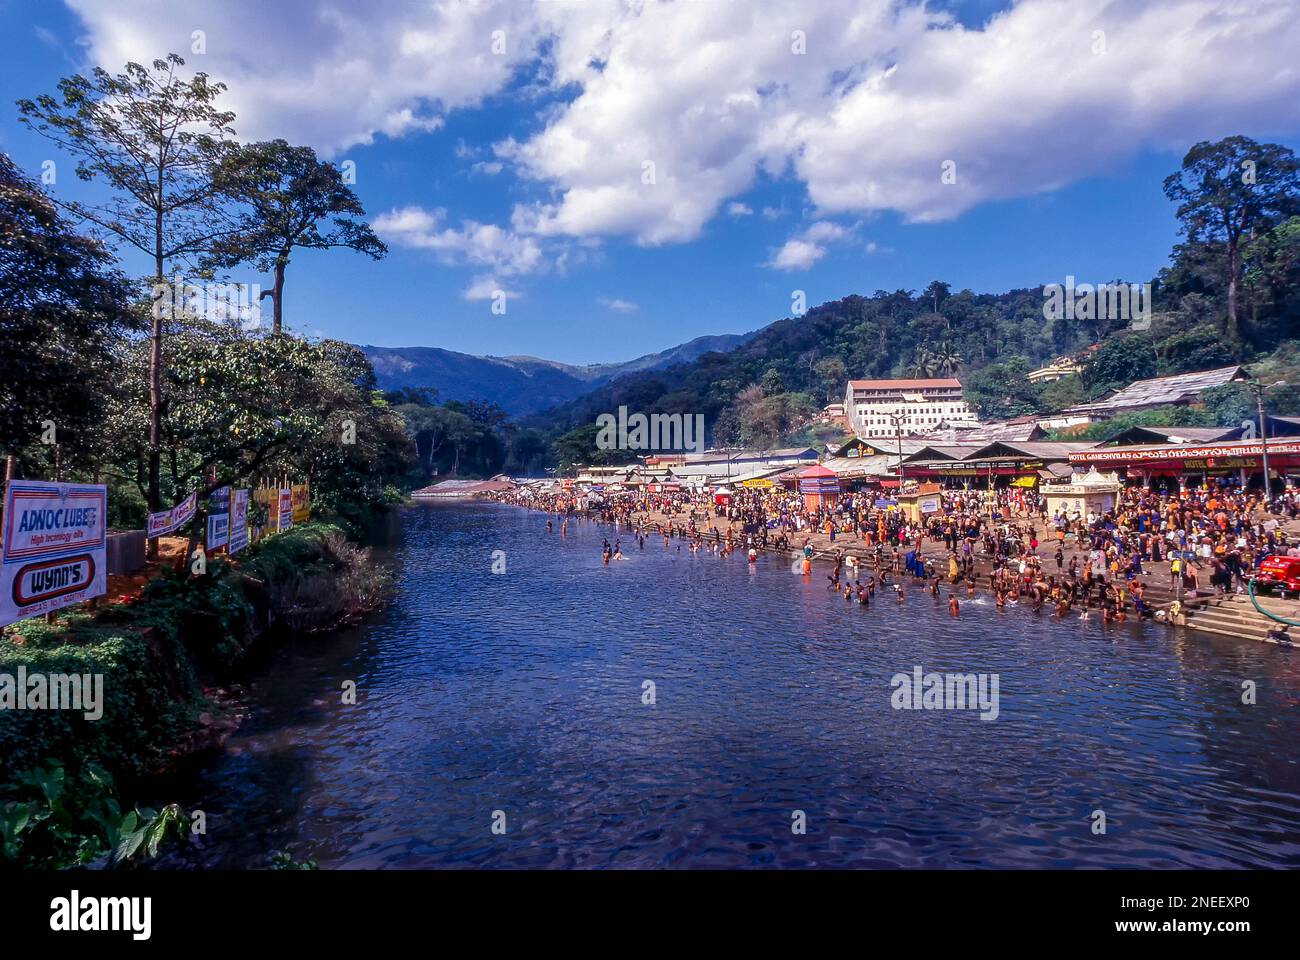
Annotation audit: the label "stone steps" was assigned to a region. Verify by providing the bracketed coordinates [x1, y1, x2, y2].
[1180, 593, 1299, 644]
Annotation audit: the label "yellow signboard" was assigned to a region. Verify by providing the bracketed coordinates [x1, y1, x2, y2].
[741, 478, 774, 488]
[291, 482, 311, 523]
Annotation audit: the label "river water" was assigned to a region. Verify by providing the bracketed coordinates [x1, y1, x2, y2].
[167, 503, 1300, 868]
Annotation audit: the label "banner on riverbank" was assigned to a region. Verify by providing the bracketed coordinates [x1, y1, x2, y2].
[278, 488, 293, 531]
[252, 487, 277, 541]
[206, 486, 230, 551]
[291, 482, 310, 523]
[0, 481, 107, 627]
[228, 489, 250, 554]
[147, 491, 197, 538]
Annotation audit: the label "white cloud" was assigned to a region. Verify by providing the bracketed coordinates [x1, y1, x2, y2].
[63, 0, 548, 153]
[373, 206, 545, 277]
[770, 239, 826, 271]
[64, 0, 1300, 235]
[598, 297, 639, 313]
[463, 275, 519, 302]
[767, 220, 857, 271]
[727, 202, 754, 217]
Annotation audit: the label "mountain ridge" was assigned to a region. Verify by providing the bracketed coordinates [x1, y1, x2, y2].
[361, 330, 758, 416]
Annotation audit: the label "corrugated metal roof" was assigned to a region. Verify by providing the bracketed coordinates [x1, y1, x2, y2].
[1067, 365, 1244, 414]
[821, 455, 898, 477]
[1102, 425, 1237, 445]
[903, 445, 981, 462]
[965, 441, 1097, 460]
[922, 421, 1044, 443]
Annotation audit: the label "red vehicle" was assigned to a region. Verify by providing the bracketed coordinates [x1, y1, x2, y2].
[1255, 555, 1300, 595]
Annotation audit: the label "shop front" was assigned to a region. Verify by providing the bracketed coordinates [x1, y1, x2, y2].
[1069, 440, 1300, 490]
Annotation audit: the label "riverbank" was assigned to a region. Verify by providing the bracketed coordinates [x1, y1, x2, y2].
[0, 521, 393, 868]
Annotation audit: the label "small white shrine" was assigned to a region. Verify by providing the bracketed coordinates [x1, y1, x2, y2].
[1043, 467, 1124, 518]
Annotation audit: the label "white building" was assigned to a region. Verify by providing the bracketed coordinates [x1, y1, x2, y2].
[844, 377, 979, 440]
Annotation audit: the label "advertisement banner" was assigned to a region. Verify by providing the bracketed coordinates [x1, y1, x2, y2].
[252, 487, 277, 541]
[147, 491, 197, 538]
[291, 482, 310, 523]
[1, 481, 107, 627]
[278, 488, 293, 531]
[228, 489, 250, 554]
[206, 486, 231, 551]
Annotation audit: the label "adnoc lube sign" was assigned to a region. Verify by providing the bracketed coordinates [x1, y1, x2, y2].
[1, 481, 107, 627]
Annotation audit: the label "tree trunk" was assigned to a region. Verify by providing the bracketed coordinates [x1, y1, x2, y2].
[1226, 236, 1240, 344]
[146, 207, 165, 559]
[273, 258, 286, 335]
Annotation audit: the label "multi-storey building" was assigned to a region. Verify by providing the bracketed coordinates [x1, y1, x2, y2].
[844, 378, 979, 439]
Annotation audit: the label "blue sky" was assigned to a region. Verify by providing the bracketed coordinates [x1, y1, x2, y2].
[2, 0, 1299, 365]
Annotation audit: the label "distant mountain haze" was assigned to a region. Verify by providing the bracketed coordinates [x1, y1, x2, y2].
[361, 331, 756, 415]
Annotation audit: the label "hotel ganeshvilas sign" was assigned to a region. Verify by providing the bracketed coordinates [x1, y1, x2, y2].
[1071, 441, 1300, 464]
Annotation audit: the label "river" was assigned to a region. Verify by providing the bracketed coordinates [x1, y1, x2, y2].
[164, 503, 1300, 868]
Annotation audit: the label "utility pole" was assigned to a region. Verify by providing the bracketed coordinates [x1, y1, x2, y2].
[1254, 383, 1272, 502]
[889, 412, 905, 491]
[1250, 379, 1288, 504]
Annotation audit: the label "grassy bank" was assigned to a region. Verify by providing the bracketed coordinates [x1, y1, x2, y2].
[0, 522, 392, 867]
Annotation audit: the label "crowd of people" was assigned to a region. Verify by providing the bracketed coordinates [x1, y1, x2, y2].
[494, 479, 1298, 633]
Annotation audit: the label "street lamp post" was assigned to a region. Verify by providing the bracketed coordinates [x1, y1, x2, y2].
[889, 411, 905, 490]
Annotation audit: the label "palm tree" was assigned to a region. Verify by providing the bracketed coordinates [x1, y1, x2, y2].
[931, 341, 965, 376]
[908, 346, 938, 378]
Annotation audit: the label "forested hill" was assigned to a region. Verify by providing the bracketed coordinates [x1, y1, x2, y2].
[362, 330, 755, 417]
[527, 133, 1300, 469]
[525, 284, 1133, 439]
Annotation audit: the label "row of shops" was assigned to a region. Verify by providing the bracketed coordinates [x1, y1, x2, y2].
[563, 426, 1300, 507]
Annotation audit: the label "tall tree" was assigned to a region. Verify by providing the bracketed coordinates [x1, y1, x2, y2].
[0, 153, 134, 471]
[922, 279, 951, 325]
[18, 54, 237, 528]
[206, 140, 386, 335]
[1162, 136, 1300, 343]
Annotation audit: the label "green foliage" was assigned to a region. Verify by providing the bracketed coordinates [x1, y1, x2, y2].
[269, 849, 319, 870]
[0, 759, 184, 869]
[112, 803, 187, 865]
[98, 327, 412, 528]
[0, 616, 197, 788]
[1163, 136, 1300, 342]
[0, 153, 135, 470]
[16, 53, 237, 272]
[964, 357, 1041, 420]
[1081, 334, 1158, 397]
[1048, 405, 1217, 441]
[393, 394, 505, 482]
[204, 138, 386, 334]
